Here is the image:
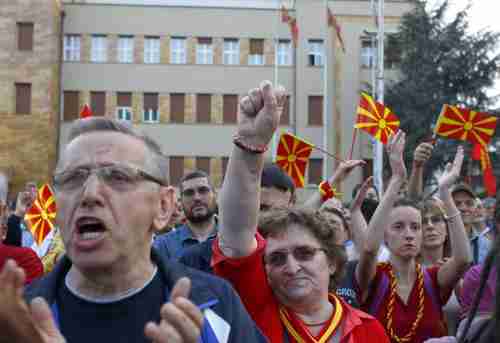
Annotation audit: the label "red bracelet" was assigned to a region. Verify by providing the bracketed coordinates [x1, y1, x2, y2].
[233, 134, 268, 154]
[319, 181, 338, 202]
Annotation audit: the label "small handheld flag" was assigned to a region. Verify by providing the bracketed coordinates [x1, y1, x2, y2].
[80, 103, 93, 118]
[434, 105, 497, 147]
[275, 133, 314, 188]
[355, 93, 400, 144]
[24, 184, 56, 246]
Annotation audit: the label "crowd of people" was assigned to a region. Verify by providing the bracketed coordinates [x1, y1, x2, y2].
[0, 81, 498, 343]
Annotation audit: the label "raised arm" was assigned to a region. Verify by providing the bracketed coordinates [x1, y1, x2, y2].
[436, 146, 472, 292]
[218, 81, 285, 258]
[407, 142, 433, 200]
[348, 176, 374, 257]
[356, 131, 407, 301]
[304, 160, 365, 209]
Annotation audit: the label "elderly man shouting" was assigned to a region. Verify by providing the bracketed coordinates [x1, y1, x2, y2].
[0, 117, 265, 343]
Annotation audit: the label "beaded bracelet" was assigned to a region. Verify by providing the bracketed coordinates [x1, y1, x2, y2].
[232, 134, 268, 154]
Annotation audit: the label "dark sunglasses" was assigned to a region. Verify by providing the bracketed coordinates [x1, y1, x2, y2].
[264, 246, 326, 268]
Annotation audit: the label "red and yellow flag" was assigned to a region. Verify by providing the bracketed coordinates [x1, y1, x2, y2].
[472, 143, 496, 196]
[280, 5, 299, 45]
[355, 93, 400, 144]
[24, 184, 56, 246]
[434, 105, 497, 147]
[80, 103, 93, 118]
[275, 133, 313, 188]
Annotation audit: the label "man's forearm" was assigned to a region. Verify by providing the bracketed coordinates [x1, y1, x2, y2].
[407, 163, 424, 200]
[219, 146, 263, 257]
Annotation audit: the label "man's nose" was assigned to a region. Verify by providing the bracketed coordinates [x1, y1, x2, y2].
[283, 254, 301, 274]
[81, 173, 104, 207]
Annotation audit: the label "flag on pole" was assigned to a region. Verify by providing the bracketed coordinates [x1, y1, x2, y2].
[327, 7, 346, 53]
[80, 103, 93, 118]
[275, 133, 314, 188]
[434, 105, 497, 147]
[472, 143, 496, 196]
[354, 93, 400, 144]
[24, 184, 56, 246]
[280, 5, 299, 45]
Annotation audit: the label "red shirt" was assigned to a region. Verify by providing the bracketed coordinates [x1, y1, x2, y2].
[362, 264, 452, 343]
[212, 233, 389, 343]
[0, 244, 43, 284]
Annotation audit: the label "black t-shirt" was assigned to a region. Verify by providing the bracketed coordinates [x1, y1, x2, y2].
[56, 272, 165, 343]
[335, 260, 360, 308]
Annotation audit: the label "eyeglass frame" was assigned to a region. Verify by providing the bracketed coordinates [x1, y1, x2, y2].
[52, 163, 167, 192]
[263, 245, 327, 268]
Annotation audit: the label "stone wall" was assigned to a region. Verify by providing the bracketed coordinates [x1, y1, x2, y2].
[0, 0, 61, 197]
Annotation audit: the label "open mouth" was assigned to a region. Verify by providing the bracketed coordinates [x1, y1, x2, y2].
[76, 217, 107, 241]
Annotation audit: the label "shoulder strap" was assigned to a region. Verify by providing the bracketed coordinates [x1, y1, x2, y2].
[368, 272, 390, 315]
[422, 266, 440, 313]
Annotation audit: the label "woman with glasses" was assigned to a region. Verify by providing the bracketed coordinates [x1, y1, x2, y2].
[213, 82, 389, 343]
[356, 131, 472, 343]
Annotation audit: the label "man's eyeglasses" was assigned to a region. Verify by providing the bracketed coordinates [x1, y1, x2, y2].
[53, 164, 166, 192]
[181, 186, 211, 198]
[422, 215, 444, 225]
[264, 246, 326, 268]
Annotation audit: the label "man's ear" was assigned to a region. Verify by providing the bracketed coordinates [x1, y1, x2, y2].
[153, 186, 175, 232]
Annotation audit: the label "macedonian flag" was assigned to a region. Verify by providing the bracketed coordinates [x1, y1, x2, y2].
[434, 105, 497, 147]
[355, 93, 400, 144]
[275, 133, 314, 188]
[24, 184, 56, 246]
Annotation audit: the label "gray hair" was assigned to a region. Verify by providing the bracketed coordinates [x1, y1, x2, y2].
[60, 117, 169, 184]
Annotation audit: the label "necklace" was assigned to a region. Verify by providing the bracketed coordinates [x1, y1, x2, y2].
[382, 262, 425, 343]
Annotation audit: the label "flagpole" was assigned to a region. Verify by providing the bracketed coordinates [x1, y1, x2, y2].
[272, 0, 281, 162]
[322, 0, 331, 181]
[373, 0, 385, 197]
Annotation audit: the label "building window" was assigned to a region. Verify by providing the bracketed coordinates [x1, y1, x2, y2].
[64, 35, 81, 61]
[170, 37, 187, 64]
[248, 39, 264, 65]
[385, 33, 401, 70]
[116, 92, 132, 121]
[280, 95, 290, 125]
[308, 40, 324, 66]
[90, 91, 105, 116]
[197, 94, 211, 123]
[169, 157, 184, 187]
[17, 22, 34, 51]
[196, 157, 210, 175]
[170, 93, 185, 123]
[308, 159, 323, 185]
[223, 38, 239, 65]
[63, 91, 79, 121]
[143, 93, 159, 123]
[117, 36, 134, 63]
[361, 38, 376, 69]
[15, 83, 31, 114]
[196, 37, 213, 65]
[144, 37, 160, 64]
[223, 95, 238, 124]
[91, 35, 107, 62]
[276, 39, 292, 66]
[308, 96, 323, 126]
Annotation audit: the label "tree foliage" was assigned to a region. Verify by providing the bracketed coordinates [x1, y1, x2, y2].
[385, 0, 500, 187]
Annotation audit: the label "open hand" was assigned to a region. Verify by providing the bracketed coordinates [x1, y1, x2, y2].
[386, 131, 407, 181]
[438, 146, 464, 190]
[0, 260, 65, 343]
[144, 277, 204, 343]
[237, 81, 286, 148]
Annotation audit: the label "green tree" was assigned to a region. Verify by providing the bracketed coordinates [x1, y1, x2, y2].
[385, 0, 500, 187]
